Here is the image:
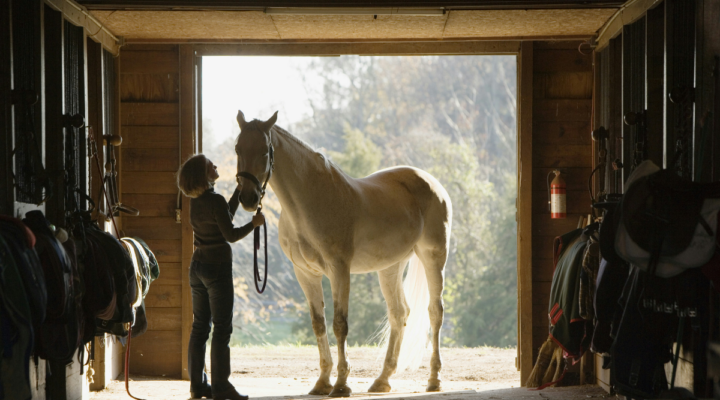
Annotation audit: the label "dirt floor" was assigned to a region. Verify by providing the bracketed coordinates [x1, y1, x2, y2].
[91, 346, 611, 399]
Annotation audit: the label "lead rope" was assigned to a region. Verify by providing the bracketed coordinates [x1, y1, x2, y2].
[253, 211, 268, 294]
[124, 325, 144, 400]
[253, 142, 273, 294]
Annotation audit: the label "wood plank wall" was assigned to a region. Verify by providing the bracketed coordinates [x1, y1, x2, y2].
[119, 44, 183, 378]
[530, 41, 593, 363]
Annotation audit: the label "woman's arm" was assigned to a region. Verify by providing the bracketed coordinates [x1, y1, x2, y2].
[227, 187, 241, 218]
[214, 194, 254, 243]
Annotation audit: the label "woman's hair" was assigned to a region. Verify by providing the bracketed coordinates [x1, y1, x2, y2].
[177, 154, 210, 198]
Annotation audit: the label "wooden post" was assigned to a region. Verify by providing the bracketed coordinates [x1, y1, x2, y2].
[179, 44, 196, 381]
[518, 40, 533, 386]
[0, 0, 11, 215]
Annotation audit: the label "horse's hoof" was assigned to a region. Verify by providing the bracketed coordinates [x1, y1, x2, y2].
[329, 385, 352, 398]
[367, 379, 391, 393]
[426, 378, 442, 392]
[308, 380, 333, 395]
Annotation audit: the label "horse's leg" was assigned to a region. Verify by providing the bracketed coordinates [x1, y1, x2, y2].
[368, 262, 408, 393]
[328, 267, 352, 398]
[293, 265, 334, 395]
[416, 246, 447, 392]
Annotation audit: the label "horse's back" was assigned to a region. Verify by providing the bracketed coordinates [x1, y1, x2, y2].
[357, 166, 451, 216]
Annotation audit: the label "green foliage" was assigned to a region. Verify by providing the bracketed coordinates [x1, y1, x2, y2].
[293, 56, 518, 348]
[326, 125, 382, 178]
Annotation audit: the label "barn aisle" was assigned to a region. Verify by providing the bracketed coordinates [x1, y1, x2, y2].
[92, 378, 609, 400]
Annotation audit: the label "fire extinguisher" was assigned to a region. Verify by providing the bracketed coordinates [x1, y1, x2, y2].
[547, 169, 566, 219]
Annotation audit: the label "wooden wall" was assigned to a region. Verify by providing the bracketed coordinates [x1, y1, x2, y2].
[119, 44, 185, 378]
[530, 41, 593, 363]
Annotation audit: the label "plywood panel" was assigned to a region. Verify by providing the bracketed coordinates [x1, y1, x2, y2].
[120, 73, 179, 103]
[91, 10, 613, 42]
[532, 257, 555, 282]
[533, 144, 593, 168]
[121, 148, 180, 172]
[121, 103, 179, 126]
[531, 121, 592, 145]
[533, 99, 593, 122]
[91, 10, 279, 40]
[153, 263, 182, 286]
[122, 126, 179, 149]
[143, 239, 181, 262]
[534, 49, 592, 72]
[533, 326, 550, 342]
[145, 284, 182, 307]
[532, 236, 558, 260]
[122, 194, 177, 218]
[532, 213, 586, 237]
[123, 217, 182, 240]
[273, 14, 447, 39]
[444, 9, 615, 38]
[121, 171, 178, 194]
[533, 72, 593, 99]
[533, 307, 551, 327]
[145, 307, 182, 331]
[129, 331, 181, 378]
[121, 51, 179, 74]
[532, 282, 552, 306]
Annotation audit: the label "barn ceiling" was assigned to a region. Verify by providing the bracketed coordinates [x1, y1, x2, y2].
[81, 1, 621, 42]
[78, 0, 624, 9]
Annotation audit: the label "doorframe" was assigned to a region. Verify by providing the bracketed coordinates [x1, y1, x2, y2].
[181, 40, 534, 383]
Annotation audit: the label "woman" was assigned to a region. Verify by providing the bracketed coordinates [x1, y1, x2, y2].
[177, 154, 265, 400]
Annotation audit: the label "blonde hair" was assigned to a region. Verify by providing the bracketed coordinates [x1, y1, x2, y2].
[177, 154, 211, 198]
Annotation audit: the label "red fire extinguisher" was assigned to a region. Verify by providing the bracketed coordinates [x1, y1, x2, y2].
[547, 169, 566, 219]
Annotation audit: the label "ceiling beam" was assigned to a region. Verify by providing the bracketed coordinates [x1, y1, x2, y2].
[77, 0, 625, 10]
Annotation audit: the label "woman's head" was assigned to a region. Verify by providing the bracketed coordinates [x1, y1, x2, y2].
[177, 154, 217, 198]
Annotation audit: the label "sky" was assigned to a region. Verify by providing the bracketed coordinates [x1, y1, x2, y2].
[201, 56, 321, 150]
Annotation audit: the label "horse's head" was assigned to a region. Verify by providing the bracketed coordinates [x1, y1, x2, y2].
[235, 110, 278, 212]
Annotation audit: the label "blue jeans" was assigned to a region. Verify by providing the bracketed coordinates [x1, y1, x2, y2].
[188, 260, 234, 395]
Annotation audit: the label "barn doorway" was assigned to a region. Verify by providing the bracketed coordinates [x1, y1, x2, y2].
[197, 54, 520, 393]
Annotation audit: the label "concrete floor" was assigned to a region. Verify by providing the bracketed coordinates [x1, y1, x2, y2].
[90, 377, 612, 400]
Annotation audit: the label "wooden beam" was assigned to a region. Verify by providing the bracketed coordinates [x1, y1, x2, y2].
[196, 41, 521, 56]
[518, 41, 533, 386]
[179, 44, 196, 381]
[0, 0, 10, 215]
[44, 0, 120, 55]
[596, 0, 663, 51]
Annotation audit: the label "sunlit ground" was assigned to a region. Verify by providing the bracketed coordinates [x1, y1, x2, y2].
[90, 345, 608, 399]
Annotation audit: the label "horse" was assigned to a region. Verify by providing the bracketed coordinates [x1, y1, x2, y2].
[234, 110, 452, 397]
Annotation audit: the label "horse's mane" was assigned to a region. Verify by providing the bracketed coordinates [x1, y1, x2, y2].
[238, 120, 341, 175]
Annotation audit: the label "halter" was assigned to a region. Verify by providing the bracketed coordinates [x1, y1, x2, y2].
[236, 125, 275, 294]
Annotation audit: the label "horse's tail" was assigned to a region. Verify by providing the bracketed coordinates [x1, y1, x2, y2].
[376, 253, 430, 372]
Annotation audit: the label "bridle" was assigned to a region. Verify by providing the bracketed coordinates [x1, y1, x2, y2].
[235, 125, 274, 294]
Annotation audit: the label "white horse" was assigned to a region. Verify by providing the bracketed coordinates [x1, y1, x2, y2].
[234, 111, 452, 397]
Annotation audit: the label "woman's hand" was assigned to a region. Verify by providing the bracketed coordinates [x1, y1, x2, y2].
[252, 211, 265, 227]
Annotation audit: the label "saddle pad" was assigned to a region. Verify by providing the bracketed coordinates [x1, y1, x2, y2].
[615, 198, 720, 277]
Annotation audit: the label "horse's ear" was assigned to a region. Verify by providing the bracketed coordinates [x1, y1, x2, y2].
[260, 111, 278, 132]
[237, 110, 248, 130]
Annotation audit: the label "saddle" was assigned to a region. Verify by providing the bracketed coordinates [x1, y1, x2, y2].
[615, 160, 720, 277]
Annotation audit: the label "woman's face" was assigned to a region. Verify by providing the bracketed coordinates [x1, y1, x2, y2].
[206, 158, 220, 182]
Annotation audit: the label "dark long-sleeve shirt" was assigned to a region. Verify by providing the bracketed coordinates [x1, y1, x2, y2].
[190, 187, 254, 263]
